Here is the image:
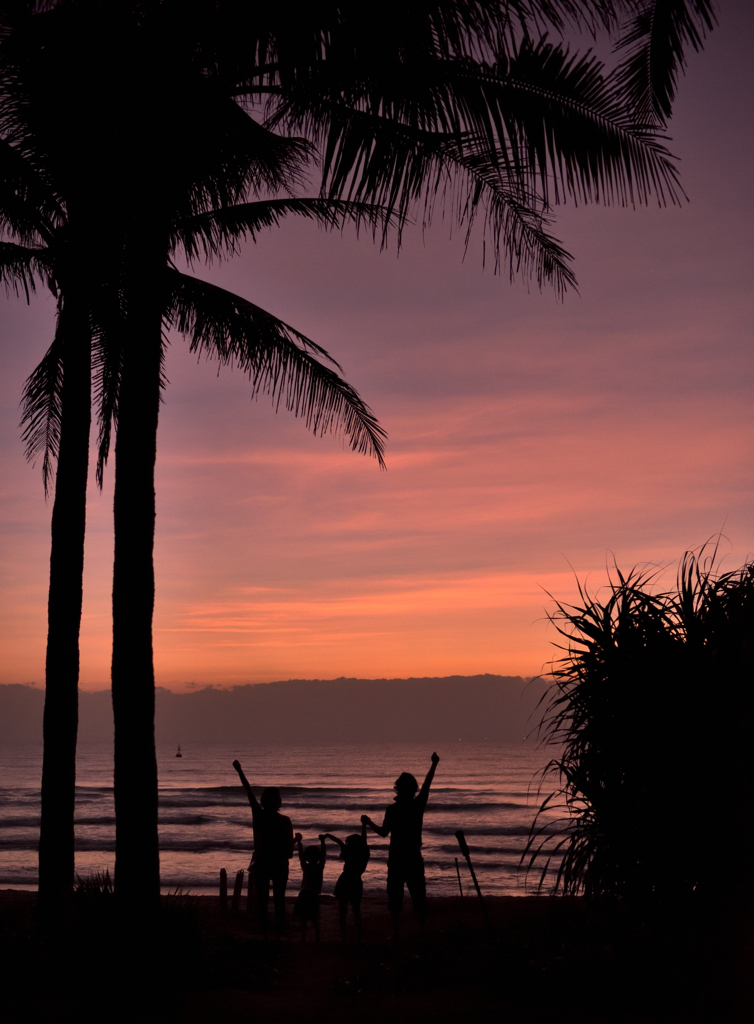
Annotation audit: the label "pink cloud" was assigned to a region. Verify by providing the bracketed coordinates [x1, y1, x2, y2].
[1, 4, 752, 690]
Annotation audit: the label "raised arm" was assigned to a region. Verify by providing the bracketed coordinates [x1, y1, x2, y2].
[233, 759, 260, 811]
[361, 812, 389, 839]
[323, 832, 345, 849]
[418, 752, 440, 804]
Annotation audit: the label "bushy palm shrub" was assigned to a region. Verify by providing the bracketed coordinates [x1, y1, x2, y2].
[526, 549, 754, 900]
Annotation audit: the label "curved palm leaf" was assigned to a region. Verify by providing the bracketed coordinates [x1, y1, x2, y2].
[271, 38, 683, 213]
[0, 239, 51, 298]
[442, 137, 577, 290]
[5, 237, 58, 493]
[0, 136, 62, 246]
[493, 37, 683, 205]
[91, 297, 124, 489]
[264, 110, 576, 288]
[225, 1, 617, 86]
[170, 93, 316, 219]
[614, 0, 717, 124]
[20, 309, 63, 494]
[164, 268, 386, 467]
[174, 197, 398, 262]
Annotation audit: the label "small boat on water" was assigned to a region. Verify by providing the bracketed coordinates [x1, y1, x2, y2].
[176, 744, 182, 758]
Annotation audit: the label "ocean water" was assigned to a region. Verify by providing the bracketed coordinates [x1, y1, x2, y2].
[0, 741, 561, 897]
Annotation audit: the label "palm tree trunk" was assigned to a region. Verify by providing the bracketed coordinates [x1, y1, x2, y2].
[38, 301, 91, 913]
[111, 244, 164, 911]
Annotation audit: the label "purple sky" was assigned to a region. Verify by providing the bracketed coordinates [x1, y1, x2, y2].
[1, 3, 752, 689]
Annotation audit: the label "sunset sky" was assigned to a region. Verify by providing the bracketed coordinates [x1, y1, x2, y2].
[1, 4, 752, 691]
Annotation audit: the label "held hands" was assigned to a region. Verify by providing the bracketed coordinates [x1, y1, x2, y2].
[431, 752, 440, 766]
[294, 832, 303, 844]
[318, 834, 326, 842]
[360, 814, 370, 826]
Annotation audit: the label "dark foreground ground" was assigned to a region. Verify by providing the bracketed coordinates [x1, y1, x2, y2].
[0, 889, 751, 1024]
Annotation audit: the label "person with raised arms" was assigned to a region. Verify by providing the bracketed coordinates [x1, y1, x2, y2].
[362, 751, 440, 937]
[323, 818, 371, 943]
[233, 759, 294, 936]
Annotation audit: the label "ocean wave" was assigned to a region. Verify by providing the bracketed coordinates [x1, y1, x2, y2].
[423, 823, 545, 837]
[0, 838, 39, 851]
[437, 843, 530, 856]
[0, 743, 555, 897]
[158, 784, 381, 797]
[0, 794, 42, 806]
[0, 821, 551, 844]
[427, 801, 533, 812]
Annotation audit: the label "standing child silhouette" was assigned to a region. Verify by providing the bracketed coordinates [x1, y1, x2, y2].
[363, 751, 440, 938]
[293, 833, 326, 943]
[233, 759, 293, 936]
[324, 818, 370, 942]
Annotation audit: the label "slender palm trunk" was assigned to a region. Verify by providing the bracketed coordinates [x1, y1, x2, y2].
[38, 300, 91, 913]
[111, 240, 165, 910]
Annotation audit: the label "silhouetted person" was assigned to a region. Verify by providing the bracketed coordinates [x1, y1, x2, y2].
[293, 832, 326, 943]
[233, 759, 293, 936]
[324, 819, 370, 943]
[363, 751, 440, 937]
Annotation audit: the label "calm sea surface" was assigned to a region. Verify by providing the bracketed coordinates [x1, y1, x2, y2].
[0, 742, 561, 896]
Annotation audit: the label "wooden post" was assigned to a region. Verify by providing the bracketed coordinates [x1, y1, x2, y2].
[246, 865, 254, 916]
[231, 869, 244, 915]
[455, 856, 464, 897]
[220, 867, 228, 913]
[455, 829, 490, 928]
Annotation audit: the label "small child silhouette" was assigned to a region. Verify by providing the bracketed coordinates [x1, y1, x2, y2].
[324, 820, 370, 943]
[293, 833, 326, 943]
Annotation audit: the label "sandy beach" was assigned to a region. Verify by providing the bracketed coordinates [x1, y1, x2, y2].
[1, 888, 748, 1024]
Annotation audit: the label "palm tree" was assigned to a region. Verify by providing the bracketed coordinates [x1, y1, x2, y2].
[0, 142, 92, 912]
[1, 3, 393, 913]
[0, 0, 715, 913]
[108, 243, 389, 910]
[2, 136, 388, 915]
[13, 198, 388, 913]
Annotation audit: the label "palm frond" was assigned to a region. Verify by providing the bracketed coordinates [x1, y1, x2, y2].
[170, 96, 315, 220]
[271, 38, 683, 243]
[20, 307, 63, 493]
[0, 136, 62, 245]
[498, 37, 683, 205]
[91, 285, 125, 488]
[164, 269, 386, 466]
[0, 239, 52, 300]
[614, 0, 717, 124]
[437, 135, 577, 292]
[229, 1, 618, 91]
[264, 92, 576, 289]
[174, 197, 398, 263]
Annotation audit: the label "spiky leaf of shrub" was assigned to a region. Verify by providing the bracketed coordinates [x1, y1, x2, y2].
[526, 551, 754, 900]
